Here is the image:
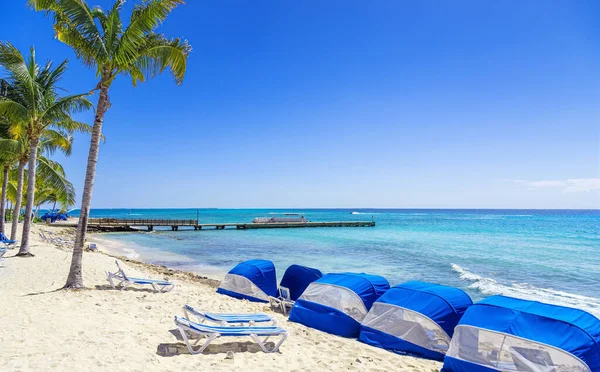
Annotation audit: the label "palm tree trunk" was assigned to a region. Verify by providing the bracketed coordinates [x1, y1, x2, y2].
[10, 160, 26, 241]
[17, 139, 39, 257]
[64, 81, 110, 288]
[0, 165, 9, 233]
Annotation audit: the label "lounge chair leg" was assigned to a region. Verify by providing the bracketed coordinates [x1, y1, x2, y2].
[160, 284, 174, 293]
[120, 281, 132, 291]
[177, 325, 219, 354]
[106, 273, 116, 288]
[251, 333, 287, 353]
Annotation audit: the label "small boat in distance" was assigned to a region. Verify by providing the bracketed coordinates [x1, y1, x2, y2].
[253, 213, 308, 223]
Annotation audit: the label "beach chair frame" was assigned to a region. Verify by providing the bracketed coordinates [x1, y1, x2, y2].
[268, 286, 294, 314]
[1, 233, 18, 249]
[174, 316, 288, 354]
[106, 260, 175, 292]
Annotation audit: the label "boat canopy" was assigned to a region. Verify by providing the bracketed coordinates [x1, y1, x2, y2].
[217, 259, 278, 303]
[359, 281, 472, 361]
[442, 295, 600, 372]
[279, 264, 323, 301]
[289, 272, 390, 337]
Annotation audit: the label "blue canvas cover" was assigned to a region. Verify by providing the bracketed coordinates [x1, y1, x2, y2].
[279, 264, 323, 301]
[217, 259, 277, 303]
[359, 281, 472, 361]
[289, 272, 390, 338]
[442, 295, 600, 372]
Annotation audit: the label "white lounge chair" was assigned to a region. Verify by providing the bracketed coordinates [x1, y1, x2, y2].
[106, 260, 175, 292]
[183, 304, 277, 326]
[0, 247, 7, 259]
[174, 316, 288, 354]
[268, 286, 294, 314]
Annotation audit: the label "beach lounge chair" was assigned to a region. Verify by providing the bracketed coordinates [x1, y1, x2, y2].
[183, 304, 277, 326]
[0, 247, 7, 259]
[268, 286, 294, 314]
[106, 260, 175, 292]
[174, 316, 288, 354]
[0, 232, 17, 248]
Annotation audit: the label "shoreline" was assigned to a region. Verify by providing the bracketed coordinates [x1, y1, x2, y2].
[85, 231, 227, 281]
[41, 224, 223, 286]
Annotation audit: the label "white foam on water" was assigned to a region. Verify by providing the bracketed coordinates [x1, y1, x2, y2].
[121, 248, 140, 259]
[451, 264, 600, 318]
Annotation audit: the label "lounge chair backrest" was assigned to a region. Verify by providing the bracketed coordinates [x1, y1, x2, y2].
[115, 260, 130, 280]
[280, 286, 291, 301]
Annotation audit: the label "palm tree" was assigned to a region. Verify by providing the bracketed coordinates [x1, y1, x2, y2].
[0, 42, 93, 256]
[0, 80, 13, 233]
[30, 0, 191, 287]
[0, 122, 20, 234]
[0, 95, 26, 241]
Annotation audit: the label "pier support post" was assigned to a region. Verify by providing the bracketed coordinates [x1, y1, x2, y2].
[148, 226, 153, 231]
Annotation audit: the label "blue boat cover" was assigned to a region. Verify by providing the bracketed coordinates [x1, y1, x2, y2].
[289, 272, 390, 338]
[359, 281, 472, 361]
[217, 259, 278, 303]
[279, 264, 323, 301]
[442, 295, 600, 372]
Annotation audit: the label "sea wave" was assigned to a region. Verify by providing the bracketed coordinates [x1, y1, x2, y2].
[451, 264, 600, 317]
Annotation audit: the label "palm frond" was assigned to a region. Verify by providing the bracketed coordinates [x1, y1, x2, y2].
[0, 138, 23, 159]
[0, 42, 36, 95]
[116, 0, 185, 66]
[54, 0, 107, 58]
[0, 98, 29, 123]
[131, 34, 190, 85]
[39, 93, 93, 123]
[104, 0, 125, 56]
[36, 155, 76, 207]
[54, 22, 101, 70]
[40, 129, 73, 156]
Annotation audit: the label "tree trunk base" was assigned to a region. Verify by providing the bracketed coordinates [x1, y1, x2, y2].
[15, 252, 35, 257]
[61, 284, 86, 290]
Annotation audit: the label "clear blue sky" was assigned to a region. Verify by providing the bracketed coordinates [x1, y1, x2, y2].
[1, 0, 598, 209]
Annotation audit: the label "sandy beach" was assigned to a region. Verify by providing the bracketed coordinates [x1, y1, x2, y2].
[0, 224, 441, 372]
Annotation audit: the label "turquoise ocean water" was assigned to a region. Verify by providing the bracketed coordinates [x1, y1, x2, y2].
[73, 209, 599, 316]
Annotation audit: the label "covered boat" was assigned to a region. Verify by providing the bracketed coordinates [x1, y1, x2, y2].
[359, 281, 472, 361]
[442, 295, 600, 372]
[216, 259, 278, 302]
[289, 272, 390, 337]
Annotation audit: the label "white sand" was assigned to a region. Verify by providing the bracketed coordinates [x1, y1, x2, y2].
[0, 224, 442, 372]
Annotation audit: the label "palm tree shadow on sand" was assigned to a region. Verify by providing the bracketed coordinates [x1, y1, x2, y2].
[156, 329, 278, 356]
[94, 284, 159, 293]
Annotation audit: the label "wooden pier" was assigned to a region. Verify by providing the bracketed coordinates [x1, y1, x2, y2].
[83, 218, 375, 232]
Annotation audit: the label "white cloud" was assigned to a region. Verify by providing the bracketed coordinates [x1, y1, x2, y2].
[514, 178, 600, 193]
